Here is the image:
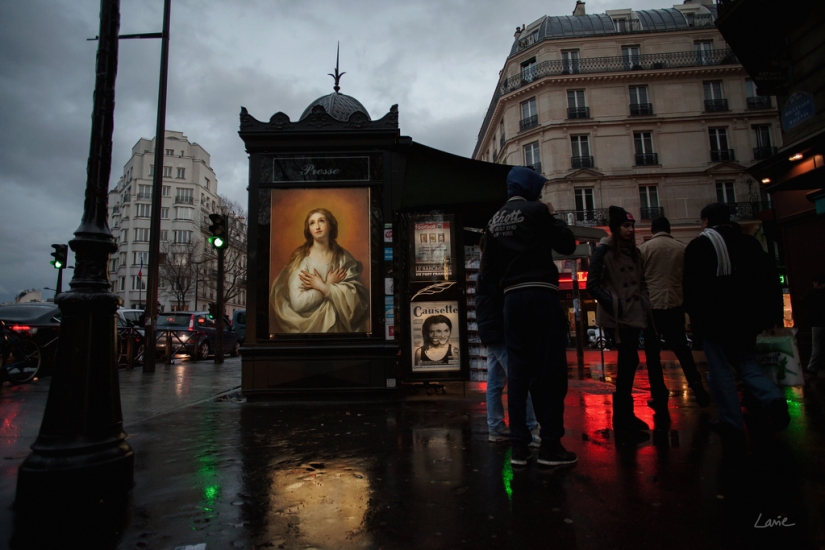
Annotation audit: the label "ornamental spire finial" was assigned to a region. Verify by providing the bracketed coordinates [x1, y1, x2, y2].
[328, 42, 346, 93]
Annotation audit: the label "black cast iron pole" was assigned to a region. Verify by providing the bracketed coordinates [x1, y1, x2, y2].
[142, 0, 172, 373]
[215, 245, 224, 363]
[16, 0, 134, 512]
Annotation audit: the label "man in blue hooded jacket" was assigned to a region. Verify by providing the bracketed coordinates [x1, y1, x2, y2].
[480, 166, 578, 467]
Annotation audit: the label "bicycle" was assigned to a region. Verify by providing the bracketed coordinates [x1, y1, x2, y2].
[1, 319, 42, 384]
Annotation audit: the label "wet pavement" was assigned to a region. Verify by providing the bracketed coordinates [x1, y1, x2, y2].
[2, 351, 825, 549]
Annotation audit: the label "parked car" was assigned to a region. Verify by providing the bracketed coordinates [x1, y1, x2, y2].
[0, 303, 62, 374]
[232, 310, 246, 345]
[118, 308, 144, 327]
[155, 311, 239, 361]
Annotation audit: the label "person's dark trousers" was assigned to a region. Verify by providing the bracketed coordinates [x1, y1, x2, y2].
[613, 327, 642, 397]
[504, 288, 568, 448]
[644, 307, 704, 390]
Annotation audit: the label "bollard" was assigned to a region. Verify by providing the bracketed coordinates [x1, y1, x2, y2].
[126, 329, 134, 370]
[165, 330, 172, 365]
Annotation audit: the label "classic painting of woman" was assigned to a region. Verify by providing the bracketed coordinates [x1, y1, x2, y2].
[269, 188, 370, 334]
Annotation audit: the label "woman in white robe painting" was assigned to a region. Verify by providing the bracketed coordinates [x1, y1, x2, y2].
[271, 208, 370, 333]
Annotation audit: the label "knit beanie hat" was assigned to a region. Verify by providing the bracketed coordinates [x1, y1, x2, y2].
[608, 205, 635, 233]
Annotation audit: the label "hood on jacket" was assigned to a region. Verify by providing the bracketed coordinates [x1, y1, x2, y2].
[506, 166, 546, 201]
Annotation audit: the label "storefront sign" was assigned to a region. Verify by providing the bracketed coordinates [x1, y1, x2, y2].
[272, 156, 370, 182]
[410, 301, 461, 372]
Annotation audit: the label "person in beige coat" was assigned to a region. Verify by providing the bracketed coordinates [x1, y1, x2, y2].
[639, 217, 711, 416]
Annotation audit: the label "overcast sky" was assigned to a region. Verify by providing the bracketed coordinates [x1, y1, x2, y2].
[0, 0, 667, 304]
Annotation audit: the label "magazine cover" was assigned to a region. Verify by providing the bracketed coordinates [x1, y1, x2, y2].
[412, 221, 453, 280]
[409, 301, 461, 372]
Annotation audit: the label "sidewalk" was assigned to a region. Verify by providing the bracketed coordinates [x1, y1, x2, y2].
[2, 351, 824, 549]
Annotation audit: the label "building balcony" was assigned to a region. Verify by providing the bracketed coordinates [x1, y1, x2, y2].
[136, 193, 152, 200]
[557, 209, 608, 226]
[710, 149, 735, 162]
[704, 99, 729, 112]
[500, 48, 738, 94]
[121, 194, 131, 203]
[753, 146, 778, 160]
[174, 196, 194, 205]
[640, 206, 664, 220]
[727, 201, 772, 221]
[571, 156, 594, 169]
[630, 103, 654, 116]
[567, 107, 590, 120]
[635, 153, 659, 166]
[112, 206, 120, 214]
[747, 96, 772, 110]
[519, 114, 538, 131]
[499, 133, 505, 148]
[525, 162, 542, 174]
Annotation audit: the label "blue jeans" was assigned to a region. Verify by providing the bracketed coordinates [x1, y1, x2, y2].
[808, 327, 824, 372]
[504, 289, 568, 447]
[485, 343, 537, 434]
[703, 338, 785, 430]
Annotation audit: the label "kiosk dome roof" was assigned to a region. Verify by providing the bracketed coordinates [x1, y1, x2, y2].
[299, 92, 371, 122]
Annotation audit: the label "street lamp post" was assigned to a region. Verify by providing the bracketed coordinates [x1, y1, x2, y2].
[15, 0, 134, 516]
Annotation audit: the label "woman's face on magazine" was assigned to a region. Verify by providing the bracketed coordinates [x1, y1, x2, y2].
[308, 212, 329, 242]
[428, 323, 450, 345]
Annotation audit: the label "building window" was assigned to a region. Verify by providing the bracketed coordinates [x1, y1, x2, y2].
[149, 165, 154, 176]
[633, 132, 658, 165]
[523, 142, 541, 173]
[135, 203, 151, 218]
[204, 177, 210, 191]
[745, 79, 771, 109]
[165, 148, 174, 156]
[520, 98, 538, 131]
[162, 185, 170, 197]
[561, 50, 580, 74]
[574, 188, 595, 223]
[137, 184, 152, 200]
[175, 188, 194, 205]
[134, 251, 149, 266]
[709, 128, 734, 161]
[753, 125, 774, 160]
[695, 40, 714, 65]
[639, 186, 660, 219]
[163, 166, 172, 178]
[173, 230, 193, 244]
[622, 45, 641, 70]
[177, 167, 185, 179]
[629, 86, 652, 115]
[119, 277, 125, 291]
[567, 90, 589, 119]
[571, 135, 593, 168]
[703, 81, 728, 112]
[716, 181, 736, 204]
[521, 57, 537, 82]
[160, 230, 168, 242]
[131, 276, 147, 291]
[134, 228, 150, 242]
[161, 207, 169, 219]
[175, 206, 194, 221]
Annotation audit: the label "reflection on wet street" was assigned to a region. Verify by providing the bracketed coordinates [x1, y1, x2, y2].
[5, 353, 825, 549]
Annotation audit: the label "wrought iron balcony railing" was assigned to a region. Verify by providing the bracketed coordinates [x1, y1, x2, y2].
[753, 146, 778, 161]
[571, 156, 594, 169]
[557, 209, 608, 226]
[630, 103, 654, 116]
[519, 114, 538, 131]
[499, 133, 505, 147]
[710, 149, 735, 162]
[136, 192, 152, 200]
[525, 162, 542, 174]
[727, 201, 772, 221]
[704, 99, 729, 112]
[747, 96, 772, 110]
[635, 153, 659, 166]
[174, 196, 194, 205]
[640, 206, 664, 220]
[567, 107, 590, 119]
[121, 194, 130, 203]
[500, 48, 738, 94]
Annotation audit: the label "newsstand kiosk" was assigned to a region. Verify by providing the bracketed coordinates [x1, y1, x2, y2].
[238, 87, 511, 398]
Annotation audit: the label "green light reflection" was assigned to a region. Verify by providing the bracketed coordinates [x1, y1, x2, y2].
[502, 448, 513, 504]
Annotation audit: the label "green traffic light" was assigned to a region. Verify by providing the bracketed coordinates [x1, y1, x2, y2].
[209, 235, 226, 249]
[50, 260, 63, 269]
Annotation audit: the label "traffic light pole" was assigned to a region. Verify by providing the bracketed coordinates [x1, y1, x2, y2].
[55, 266, 63, 295]
[142, 0, 172, 374]
[215, 246, 224, 364]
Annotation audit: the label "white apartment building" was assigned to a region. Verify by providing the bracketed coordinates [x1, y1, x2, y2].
[473, 0, 781, 244]
[108, 131, 247, 315]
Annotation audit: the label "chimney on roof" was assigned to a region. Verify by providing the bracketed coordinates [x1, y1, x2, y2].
[573, 1, 586, 16]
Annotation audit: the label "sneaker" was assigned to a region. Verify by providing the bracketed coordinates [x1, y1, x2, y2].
[488, 429, 510, 442]
[510, 446, 532, 466]
[537, 442, 578, 467]
[529, 428, 541, 448]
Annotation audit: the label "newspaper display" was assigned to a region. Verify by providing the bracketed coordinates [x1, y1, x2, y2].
[412, 221, 453, 280]
[409, 301, 461, 372]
